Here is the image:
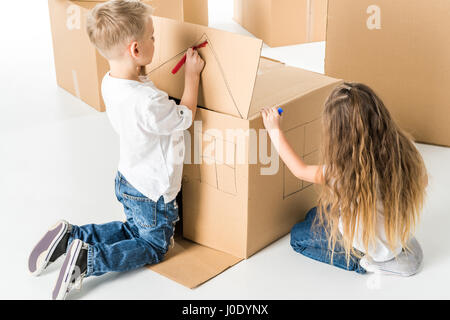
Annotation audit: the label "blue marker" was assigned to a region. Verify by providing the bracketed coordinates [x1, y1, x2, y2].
[278, 107, 284, 115]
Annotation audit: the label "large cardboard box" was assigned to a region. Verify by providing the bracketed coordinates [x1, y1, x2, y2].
[76, 0, 208, 25]
[233, 0, 328, 47]
[325, 0, 450, 147]
[48, 0, 208, 111]
[145, 16, 342, 287]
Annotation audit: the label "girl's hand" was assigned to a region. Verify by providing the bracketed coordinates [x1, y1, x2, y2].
[261, 106, 281, 131]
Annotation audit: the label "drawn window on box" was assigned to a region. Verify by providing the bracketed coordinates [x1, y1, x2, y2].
[197, 131, 237, 196]
[283, 119, 321, 199]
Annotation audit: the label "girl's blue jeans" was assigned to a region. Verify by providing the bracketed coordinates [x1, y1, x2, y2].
[67, 171, 179, 277]
[290, 207, 366, 274]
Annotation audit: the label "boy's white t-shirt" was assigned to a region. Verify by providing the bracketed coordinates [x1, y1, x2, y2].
[102, 72, 193, 203]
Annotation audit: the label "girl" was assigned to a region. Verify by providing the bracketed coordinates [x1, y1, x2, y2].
[261, 82, 428, 276]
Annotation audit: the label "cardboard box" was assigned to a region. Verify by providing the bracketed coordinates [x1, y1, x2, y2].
[75, 0, 208, 25]
[325, 0, 450, 147]
[48, 0, 208, 111]
[233, 0, 328, 47]
[145, 16, 342, 288]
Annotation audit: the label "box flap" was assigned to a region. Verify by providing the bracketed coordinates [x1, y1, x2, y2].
[248, 61, 342, 120]
[145, 16, 263, 119]
[147, 237, 243, 289]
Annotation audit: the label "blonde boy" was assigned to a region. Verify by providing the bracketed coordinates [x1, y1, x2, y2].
[28, 0, 204, 299]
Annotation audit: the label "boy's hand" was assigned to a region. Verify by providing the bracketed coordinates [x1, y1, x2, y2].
[180, 48, 204, 120]
[261, 106, 281, 131]
[185, 48, 205, 78]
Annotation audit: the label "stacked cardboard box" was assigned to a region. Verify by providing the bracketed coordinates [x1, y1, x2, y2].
[233, 0, 328, 47]
[145, 16, 342, 288]
[325, 0, 450, 147]
[48, 0, 208, 111]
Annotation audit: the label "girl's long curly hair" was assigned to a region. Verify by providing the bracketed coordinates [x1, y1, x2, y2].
[317, 82, 428, 263]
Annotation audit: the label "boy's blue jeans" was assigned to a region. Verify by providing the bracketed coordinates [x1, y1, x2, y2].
[67, 172, 179, 277]
[290, 207, 366, 274]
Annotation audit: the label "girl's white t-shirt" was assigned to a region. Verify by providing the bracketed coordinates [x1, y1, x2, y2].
[337, 200, 402, 262]
[324, 166, 403, 262]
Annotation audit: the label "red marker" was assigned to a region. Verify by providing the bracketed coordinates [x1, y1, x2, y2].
[171, 40, 208, 74]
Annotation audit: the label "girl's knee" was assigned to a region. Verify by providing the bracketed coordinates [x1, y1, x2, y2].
[305, 207, 320, 222]
[290, 222, 313, 250]
[290, 209, 317, 241]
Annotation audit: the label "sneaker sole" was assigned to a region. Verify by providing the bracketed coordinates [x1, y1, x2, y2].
[52, 239, 82, 300]
[28, 220, 68, 276]
[360, 256, 418, 277]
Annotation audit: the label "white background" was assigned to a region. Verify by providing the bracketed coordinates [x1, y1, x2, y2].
[0, 0, 449, 299]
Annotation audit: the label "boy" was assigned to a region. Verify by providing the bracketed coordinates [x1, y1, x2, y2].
[28, 0, 204, 300]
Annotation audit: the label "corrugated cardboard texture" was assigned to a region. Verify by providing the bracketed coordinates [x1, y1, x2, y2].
[148, 237, 242, 289]
[146, 16, 263, 119]
[325, 0, 450, 147]
[233, 0, 328, 47]
[48, 0, 208, 112]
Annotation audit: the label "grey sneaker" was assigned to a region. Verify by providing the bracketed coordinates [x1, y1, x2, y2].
[52, 239, 88, 300]
[359, 237, 423, 277]
[28, 220, 71, 276]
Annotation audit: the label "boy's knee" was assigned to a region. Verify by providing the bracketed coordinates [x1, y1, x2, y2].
[138, 235, 166, 264]
[139, 226, 172, 258]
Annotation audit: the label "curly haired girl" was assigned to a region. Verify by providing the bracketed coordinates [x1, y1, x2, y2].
[262, 82, 428, 276]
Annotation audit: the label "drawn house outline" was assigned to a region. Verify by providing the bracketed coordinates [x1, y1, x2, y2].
[146, 33, 245, 119]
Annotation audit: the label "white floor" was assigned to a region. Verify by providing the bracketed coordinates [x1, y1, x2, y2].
[1, 1, 449, 300]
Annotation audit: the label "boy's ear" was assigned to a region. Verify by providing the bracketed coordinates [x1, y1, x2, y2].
[129, 41, 139, 58]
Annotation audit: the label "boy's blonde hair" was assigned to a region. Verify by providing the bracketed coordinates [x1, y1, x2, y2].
[86, 0, 153, 58]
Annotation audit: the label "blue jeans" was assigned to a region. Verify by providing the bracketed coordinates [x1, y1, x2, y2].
[290, 207, 366, 274]
[67, 171, 179, 277]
